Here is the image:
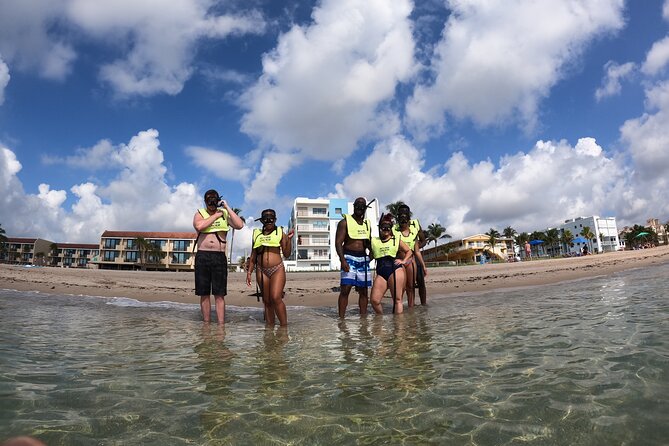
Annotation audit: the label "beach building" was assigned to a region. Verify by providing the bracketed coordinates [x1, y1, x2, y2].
[646, 218, 667, 244]
[422, 234, 514, 264]
[95, 231, 197, 271]
[0, 237, 54, 265]
[51, 242, 100, 268]
[559, 216, 621, 254]
[284, 197, 380, 271]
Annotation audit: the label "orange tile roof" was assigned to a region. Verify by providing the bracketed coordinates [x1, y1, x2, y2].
[57, 243, 99, 249]
[101, 230, 197, 239]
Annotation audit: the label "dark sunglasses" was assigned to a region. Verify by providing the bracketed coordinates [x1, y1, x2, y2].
[379, 226, 392, 231]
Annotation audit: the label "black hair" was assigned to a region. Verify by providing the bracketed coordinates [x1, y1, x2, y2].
[204, 189, 219, 200]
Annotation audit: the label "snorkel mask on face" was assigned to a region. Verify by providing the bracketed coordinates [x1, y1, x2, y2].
[258, 209, 277, 227]
[204, 189, 221, 208]
[397, 204, 411, 224]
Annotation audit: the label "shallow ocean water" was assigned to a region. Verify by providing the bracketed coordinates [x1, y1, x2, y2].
[1, 263, 668, 445]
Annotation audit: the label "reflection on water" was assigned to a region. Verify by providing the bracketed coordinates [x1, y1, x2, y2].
[1, 263, 668, 445]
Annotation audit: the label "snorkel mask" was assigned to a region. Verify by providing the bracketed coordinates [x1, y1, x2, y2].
[257, 209, 277, 227]
[397, 205, 411, 224]
[204, 189, 221, 208]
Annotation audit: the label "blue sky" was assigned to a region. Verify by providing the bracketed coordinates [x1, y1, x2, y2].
[1, 0, 669, 261]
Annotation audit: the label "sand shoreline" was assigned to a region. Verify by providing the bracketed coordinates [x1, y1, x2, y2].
[1, 245, 668, 308]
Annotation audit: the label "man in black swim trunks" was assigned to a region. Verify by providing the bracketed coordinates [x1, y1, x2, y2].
[193, 189, 244, 323]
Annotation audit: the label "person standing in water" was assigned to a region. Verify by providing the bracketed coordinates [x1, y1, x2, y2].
[246, 209, 294, 326]
[335, 197, 372, 317]
[193, 189, 244, 324]
[370, 214, 413, 315]
[393, 204, 427, 307]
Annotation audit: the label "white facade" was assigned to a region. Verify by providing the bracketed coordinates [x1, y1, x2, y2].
[284, 197, 380, 271]
[559, 216, 621, 254]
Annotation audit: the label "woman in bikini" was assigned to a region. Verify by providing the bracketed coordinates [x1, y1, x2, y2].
[393, 204, 428, 307]
[370, 214, 413, 315]
[246, 209, 294, 326]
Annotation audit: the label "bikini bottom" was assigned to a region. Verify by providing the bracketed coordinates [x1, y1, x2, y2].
[260, 262, 284, 278]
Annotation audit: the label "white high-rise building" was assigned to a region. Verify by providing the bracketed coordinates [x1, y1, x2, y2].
[284, 197, 380, 271]
[559, 216, 621, 254]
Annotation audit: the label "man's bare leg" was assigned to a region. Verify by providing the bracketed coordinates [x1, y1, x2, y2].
[338, 285, 352, 318]
[200, 295, 211, 322]
[358, 288, 369, 315]
[214, 295, 225, 324]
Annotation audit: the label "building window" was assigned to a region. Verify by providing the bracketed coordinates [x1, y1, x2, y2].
[127, 239, 136, 249]
[313, 221, 328, 229]
[125, 251, 138, 262]
[298, 249, 308, 260]
[335, 208, 342, 215]
[313, 207, 327, 215]
[78, 259, 87, 267]
[103, 239, 120, 249]
[173, 240, 190, 251]
[103, 251, 119, 261]
[172, 253, 190, 264]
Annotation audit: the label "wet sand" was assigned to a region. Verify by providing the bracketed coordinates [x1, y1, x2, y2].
[2, 245, 668, 308]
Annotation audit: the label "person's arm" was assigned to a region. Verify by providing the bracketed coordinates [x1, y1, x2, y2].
[335, 219, 349, 271]
[219, 200, 244, 230]
[413, 243, 427, 277]
[281, 228, 294, 258]
[417, 228, 427, 249]
[246, 248, 257, 286]
[193, 209, 224, 232]
[395, 240, 413, 266]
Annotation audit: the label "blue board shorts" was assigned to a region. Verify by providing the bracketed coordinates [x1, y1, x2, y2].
[340, 250, 372, 288]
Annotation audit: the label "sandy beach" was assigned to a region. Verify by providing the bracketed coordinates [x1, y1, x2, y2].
[1, 245, 668, 308]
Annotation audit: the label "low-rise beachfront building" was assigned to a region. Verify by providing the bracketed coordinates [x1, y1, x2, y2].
[51, 243, 100, 268]
[95, 231, 197, 271]
[422, 234, 513, 264]
[646, 218, 668, 244]
[284, 197, 380, 271]
[559, 216, 621, 254]
[0, 237, 54, 265]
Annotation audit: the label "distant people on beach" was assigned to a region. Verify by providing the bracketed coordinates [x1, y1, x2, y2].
[393, 204, 427, 307]
[370, 214, 413, 315]
[246, 209, 294, 326]
[193, 189, 244, 324]
[335, 197, 373, 318]
[581, 245, 589, 256]
[524, 241, 531, 259]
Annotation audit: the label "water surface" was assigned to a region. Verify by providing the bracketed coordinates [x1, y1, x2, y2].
[1, 264, 668, 445]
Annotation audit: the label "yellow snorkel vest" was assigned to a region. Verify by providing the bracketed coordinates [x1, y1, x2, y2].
[252, 227, 283, 249]
[198, 208, 229, 232]
[371, 236, 399, 259]
[344, 214, 371, 239]
[393, 219, 420, 250]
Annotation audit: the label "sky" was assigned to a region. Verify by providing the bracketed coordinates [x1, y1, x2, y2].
[1, 0, 669, 261]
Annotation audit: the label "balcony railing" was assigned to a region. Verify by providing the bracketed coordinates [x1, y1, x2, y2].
[296, 224, 329, 232]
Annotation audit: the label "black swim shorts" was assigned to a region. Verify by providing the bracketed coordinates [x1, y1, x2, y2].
[194, 251, 228, 296]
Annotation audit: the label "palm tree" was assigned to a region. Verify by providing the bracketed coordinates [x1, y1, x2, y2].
[580, 226, 595, 254]
[385, 201, 407, 219]
[0, 223, 7, 257]
[561, 229, 574, 255]
[664, 221, 669, 245]
[426, 223, 451, 248]
[544, 228, 560, 257]
[49, 242, 59, 266]
[228, 208, 245, 265]
[134, 237, 152, 270]
[485, 228, 501, 260]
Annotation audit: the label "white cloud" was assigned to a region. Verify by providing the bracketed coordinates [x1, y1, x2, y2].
[185, 146, 251, 182]
[240, 0, 415, 160]
[406, 0, 626, 138]
[0, 0, 76, 81]
[664, 0, 669, 21]
[0, 57, 10, 105]
[244, 151, 303, 205]
[595, 61, 636, 101]
[334, 135, 656, 238]
[641, 35, 669, 76]
[620, 80, 669, 181]
[67, 0, 265, 96]
[0, 130, 201, 243]
[42, 139, 118, 170]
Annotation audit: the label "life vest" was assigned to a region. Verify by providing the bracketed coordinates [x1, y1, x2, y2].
[344, 214, 371, 239]
[198, 208, 229, 233]
[253, 227, 283, 249]
[371, 236, 399, 259]
[393, 219, 420, 250]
